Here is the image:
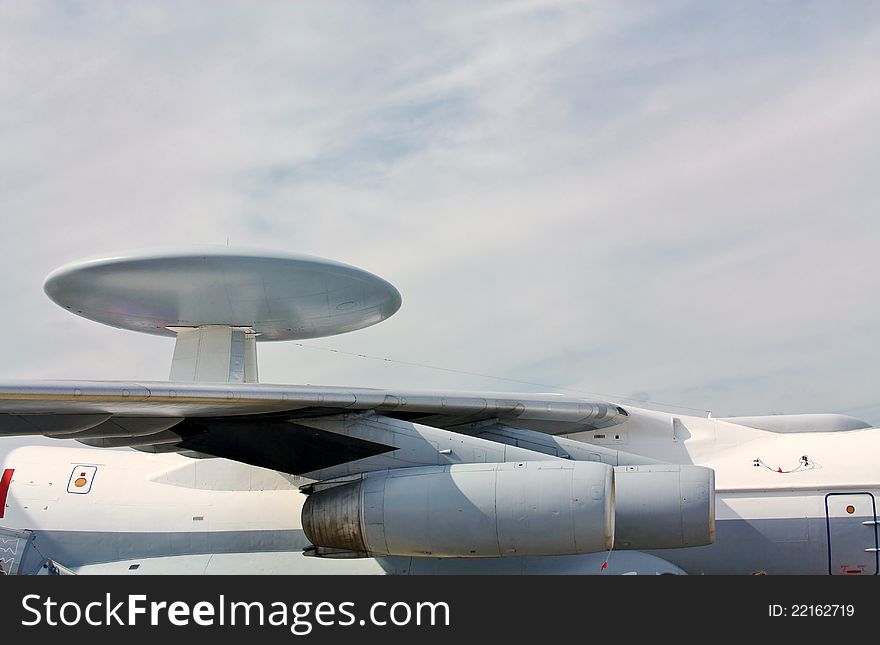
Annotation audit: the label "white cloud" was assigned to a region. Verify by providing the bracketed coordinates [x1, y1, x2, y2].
[0, 0, 878, 436]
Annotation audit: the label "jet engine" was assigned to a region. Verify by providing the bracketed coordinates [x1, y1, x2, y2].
[302, 461, 615, 557]
[302, 461, 715, 557]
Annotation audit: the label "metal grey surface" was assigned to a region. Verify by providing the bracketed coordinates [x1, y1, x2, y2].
[722, 413, 871, 433]
[65, 416, 184, 440]
[297, 414, 563, 481]
[77, 430, 185, 449]
[825, 492, 877, 575]
[72, 551, 389, 576]
[494, 461, 613, 556]
[400, 550, 686, 575]
[70, 551, 687, 575]
[43, 247, 402, 341]
[168, 412, 646, 484]
[302, 480, 369, 553]
[0, 381, 628, 462]
[655, 517, 833, 575]
[0, 381, 628, 434]
[469, 422, 659, 466]
[85, 551, 685, 575]
[169, 326, 259, 383]
[613, 464, 715, 549]
[4, 528, 311, 574]
[0, 517, 847, 575]
[0, 384, 630, 477]
[0, 414, 111, 436]
[302, 461, 614, 557]
[169, 411, 605, 479]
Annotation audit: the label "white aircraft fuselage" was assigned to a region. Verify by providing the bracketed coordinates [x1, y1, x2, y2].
[2, 405, 876, 575]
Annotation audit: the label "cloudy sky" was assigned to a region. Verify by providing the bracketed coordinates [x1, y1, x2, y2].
[1, 0, 879, 439]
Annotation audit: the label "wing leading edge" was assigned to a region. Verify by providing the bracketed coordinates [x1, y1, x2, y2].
[0, 380, 628, 473]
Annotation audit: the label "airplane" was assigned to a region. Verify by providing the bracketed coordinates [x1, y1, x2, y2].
[0, 247, 875, 575]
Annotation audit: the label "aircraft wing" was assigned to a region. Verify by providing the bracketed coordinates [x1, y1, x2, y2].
[0, 380, 628, 475]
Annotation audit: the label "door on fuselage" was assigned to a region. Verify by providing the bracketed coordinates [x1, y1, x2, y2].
[826, 492, 878, 575]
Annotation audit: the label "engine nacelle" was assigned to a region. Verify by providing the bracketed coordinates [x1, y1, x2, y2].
[613, 464, 715, 549]
[302, 461, 615, 557]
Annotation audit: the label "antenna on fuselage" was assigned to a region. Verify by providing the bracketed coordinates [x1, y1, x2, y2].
[42, 247, 402, 385]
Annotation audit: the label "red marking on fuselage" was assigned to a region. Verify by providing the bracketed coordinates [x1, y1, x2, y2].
[0, 469, 13, 519]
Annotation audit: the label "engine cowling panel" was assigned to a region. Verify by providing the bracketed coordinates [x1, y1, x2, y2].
[302, 461, 615, 557]
[302, 461, 716, 558]
[613, 464, 715, 549]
